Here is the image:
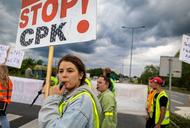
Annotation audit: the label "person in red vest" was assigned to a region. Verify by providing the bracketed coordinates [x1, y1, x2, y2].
[0, 65, 13, 128]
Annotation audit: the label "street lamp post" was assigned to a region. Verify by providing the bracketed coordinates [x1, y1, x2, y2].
[122, 25, 145, 82]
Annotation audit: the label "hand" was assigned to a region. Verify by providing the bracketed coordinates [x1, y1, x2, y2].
[49, 85, 65, 96]
[145, 115, 149, 120]
[154, 124, 161, 128]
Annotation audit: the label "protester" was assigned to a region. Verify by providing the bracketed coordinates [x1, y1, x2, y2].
[38, 54, 102, 128]
[102, 68, 116, 95]
[146, 76, 170, 128]
[25, 66, 33, 78]
[0, 65, 13, 128]
[97, 75, 117, 128]
[146, 77, 156, 128]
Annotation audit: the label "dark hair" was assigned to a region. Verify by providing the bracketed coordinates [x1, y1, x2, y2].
[98, 75, 109, 85]
[57, 54, 86, 86]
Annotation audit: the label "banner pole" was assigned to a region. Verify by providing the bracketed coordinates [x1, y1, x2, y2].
[44, 45, 54, 98]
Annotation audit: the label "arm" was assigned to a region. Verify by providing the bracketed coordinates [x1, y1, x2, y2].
[101, 94, 116, 128]
[154, 107, 166, 128]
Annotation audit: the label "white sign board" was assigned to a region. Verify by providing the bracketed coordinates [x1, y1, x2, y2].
[160, 56, 182, 78]
[16, 0, 97, 49]
[0, 44, 9, 64]
[0, 44, 24, 68]
[179, 34, 190, 64]
[6, 49, 25, 68]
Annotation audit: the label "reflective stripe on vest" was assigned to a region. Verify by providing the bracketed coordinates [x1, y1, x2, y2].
[59, 91, 99, 128]
[155, 91, 170, 125]
[85, 78, 92, 88]
[0, 80, 13, 103]
[105, 112, 113, 116]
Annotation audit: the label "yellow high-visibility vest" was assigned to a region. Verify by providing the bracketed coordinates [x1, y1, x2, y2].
[151, 91, 170, 125]
[59, 91, 100, 128]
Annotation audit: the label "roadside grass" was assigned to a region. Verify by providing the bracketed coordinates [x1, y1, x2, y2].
[170, 112, 190, 128]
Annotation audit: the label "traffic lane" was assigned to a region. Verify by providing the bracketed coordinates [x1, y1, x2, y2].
[171, 91, 190, 106]
[6, 102, 41, 128]
[7, 102, 146, 128]
[118, 113, 146, 128]
[166, 90, 190, 106]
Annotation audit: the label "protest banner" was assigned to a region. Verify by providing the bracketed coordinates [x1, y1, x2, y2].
[16, 0, 97, 49]
[0, 44, 24, 68]
[0, 44, 10, 64]
[179, 34, 190, 64]
[16, 0, 97, 98]
[6, 48, 25, 68]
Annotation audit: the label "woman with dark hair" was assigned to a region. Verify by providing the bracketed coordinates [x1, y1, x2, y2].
[38, 54, 102, 128]
[102, 68, 116, 95]
[0, 65, 13, 128]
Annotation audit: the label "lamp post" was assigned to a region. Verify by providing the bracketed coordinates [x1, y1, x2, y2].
[121, 25, 145, 82]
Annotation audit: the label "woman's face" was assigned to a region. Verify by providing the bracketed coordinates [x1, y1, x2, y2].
[97, 77, 108, 92]
[58, 61, 83, 91]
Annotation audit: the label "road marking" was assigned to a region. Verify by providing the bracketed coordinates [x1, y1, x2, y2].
[7, 113, 22, 121]
[171, 99, 184, 105]
[19, 119, 39, 128]
[175, 107, 190, 118]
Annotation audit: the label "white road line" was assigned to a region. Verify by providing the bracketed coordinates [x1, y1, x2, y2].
[19, 119, 39, 128]
[7, 113, 22, 122]
[171, 99, 184, 105]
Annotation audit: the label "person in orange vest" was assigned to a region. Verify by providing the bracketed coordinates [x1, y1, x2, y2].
[146, 77, 170, 128]
[0, 65, 13, 128]
[146, 77, 156, 128]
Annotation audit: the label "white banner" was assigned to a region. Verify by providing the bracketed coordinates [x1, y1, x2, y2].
[16, 0, 97, 49]
[10, 76, 44, 106]
[0, 44, 25, 68]
[10, 77, 147, 115]
[91, 80, 147, 115]
[115, 83, 147, 115]
[179, 34, 190, 64]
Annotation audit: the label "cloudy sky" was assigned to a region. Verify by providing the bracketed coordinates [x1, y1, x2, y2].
[0, 0, 190, 76]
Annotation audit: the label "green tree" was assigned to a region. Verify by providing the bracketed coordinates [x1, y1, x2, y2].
[140, 65, 159, 84]
[87, 68, 103, 77]
[8, 58, 43, 77]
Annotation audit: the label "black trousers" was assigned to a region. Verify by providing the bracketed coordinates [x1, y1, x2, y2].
[0, 102, 8, 116]
[146, 118, 169, 128]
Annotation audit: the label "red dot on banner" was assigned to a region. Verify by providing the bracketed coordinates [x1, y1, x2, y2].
[77, 20, 89, 33]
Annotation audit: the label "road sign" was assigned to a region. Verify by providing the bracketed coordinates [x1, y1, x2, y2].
[159, 56, 182, 78]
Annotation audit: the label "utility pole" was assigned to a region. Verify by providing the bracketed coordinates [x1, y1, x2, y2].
[122, 25, 145, 82]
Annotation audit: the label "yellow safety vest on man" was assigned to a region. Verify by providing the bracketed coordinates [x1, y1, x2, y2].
[59, 90, 100, 128]
[150, 91, 170, 125]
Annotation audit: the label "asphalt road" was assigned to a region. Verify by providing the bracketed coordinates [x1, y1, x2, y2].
[167, 91, 190, 112]
[4, 102, 146, 128]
